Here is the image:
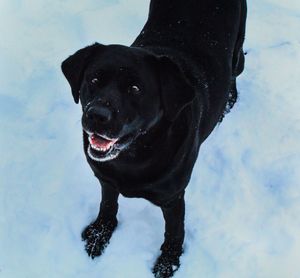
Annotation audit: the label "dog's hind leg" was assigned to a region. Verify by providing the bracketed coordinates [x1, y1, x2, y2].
[82, 183, 119, 259]
[233, 0, 247, 78]
[220, 0, 247, 122]
[153, 192, 185, 278]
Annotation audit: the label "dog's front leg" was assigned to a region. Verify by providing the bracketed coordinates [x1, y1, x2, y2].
[153, 192, 185, 278]
[82, 183, 119, 259]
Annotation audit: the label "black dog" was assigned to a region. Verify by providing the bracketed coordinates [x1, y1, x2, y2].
[62, 0, 247, 277]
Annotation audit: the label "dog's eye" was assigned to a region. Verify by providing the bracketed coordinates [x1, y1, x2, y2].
[128, 85, 141, 95]
[91, 78, 99, 84]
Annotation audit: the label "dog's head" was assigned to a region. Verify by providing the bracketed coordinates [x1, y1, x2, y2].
[62, 43, 195, 162]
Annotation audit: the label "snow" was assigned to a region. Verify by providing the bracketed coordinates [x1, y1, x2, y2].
[1, 0, 300, 277]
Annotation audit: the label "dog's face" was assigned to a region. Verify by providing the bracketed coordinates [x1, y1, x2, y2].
[62, 43, 195, 162]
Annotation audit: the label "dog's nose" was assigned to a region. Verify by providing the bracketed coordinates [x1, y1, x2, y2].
[86, 105, 112, 124]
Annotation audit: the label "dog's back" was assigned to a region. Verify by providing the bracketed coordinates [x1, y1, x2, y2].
[133, 0, 247, 138]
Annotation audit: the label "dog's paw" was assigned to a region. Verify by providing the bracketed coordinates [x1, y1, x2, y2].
[152, 253, 180, 278]
[81, 220, 117, 259]
[152, 243, 182, 278]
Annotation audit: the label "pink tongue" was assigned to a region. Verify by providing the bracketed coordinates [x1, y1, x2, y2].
[90, 134, 112, 149]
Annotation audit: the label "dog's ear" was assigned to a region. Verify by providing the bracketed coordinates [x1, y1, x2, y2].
[156, 56, 195, 121]
[61, 43, 105, 104]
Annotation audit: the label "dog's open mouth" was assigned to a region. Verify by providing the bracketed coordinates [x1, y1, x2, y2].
[87, 133, 120, 162]
[89, 134, 118, 153]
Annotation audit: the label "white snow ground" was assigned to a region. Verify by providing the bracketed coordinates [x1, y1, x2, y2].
[1, 0, 300, 277]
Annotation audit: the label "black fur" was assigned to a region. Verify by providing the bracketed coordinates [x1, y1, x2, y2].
[62, 0, 247, 277]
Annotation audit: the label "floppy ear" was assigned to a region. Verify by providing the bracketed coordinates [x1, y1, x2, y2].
[61, 43, 105, 104]
[157, 56, 195, 121]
